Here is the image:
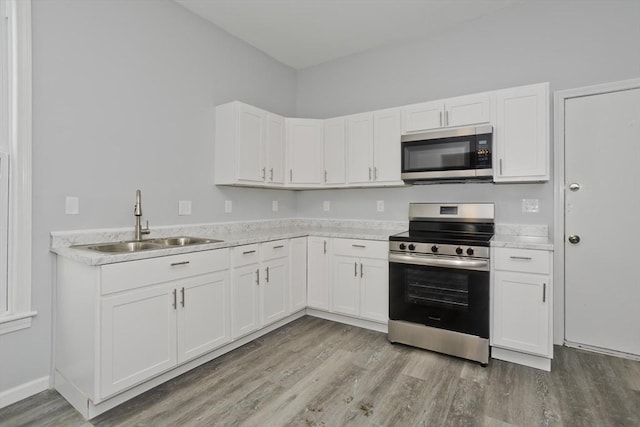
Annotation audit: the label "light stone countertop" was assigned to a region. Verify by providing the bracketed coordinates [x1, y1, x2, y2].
[490, 224, 553, 251]
[51, 219, 407, 266]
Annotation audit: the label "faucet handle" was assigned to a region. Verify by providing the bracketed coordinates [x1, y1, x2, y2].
[142, 220, 151, 235]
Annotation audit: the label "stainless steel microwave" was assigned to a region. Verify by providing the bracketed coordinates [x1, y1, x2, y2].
[401, 125, 493, 182]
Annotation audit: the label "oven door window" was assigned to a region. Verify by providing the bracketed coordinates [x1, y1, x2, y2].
[402, 136, 475, 172]
[405, 267, 469, 310]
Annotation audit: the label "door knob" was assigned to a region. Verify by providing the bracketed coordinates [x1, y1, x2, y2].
[568, 235, 581, 244]
[569, 183, 581, 191]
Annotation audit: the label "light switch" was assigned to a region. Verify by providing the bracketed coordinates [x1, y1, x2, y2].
[522, 199, 539, 213]
[323, 201, 330, 212]
[224, 200, 232, 213]
[65, 196, 79, 215]
[178, 200, 192, 216]
[272, 200, 278, 212]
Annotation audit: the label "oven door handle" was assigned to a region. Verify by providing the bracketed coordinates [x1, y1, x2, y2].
[389, 253, 489, 271]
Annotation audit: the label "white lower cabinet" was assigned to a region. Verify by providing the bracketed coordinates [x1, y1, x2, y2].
[289, 237, 308, 312]
[231, 240, 290, 339]
[307, 236, 331, 310]
[331, 238, 388, 323]
[491, 247, 553, 370]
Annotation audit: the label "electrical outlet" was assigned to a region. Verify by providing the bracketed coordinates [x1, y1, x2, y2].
[178, 200, 192, 216]
[224, 200, 232, 213]
[323, 201, 330, 212]
[272, 200, 278, 212]
[522, 199, 539, 213]
[377, 200, 384, 212]
[65, 196, 79, 215]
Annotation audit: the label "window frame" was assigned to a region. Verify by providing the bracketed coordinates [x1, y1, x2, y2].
[0, 0, 35, 334]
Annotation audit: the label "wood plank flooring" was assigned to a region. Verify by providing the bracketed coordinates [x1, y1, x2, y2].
[2, 316, 639, 426]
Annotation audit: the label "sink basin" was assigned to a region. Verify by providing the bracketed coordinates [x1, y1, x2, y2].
[73, 236, 223, 253]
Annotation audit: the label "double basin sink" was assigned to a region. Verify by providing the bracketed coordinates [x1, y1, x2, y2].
[73, 236, 223, 253]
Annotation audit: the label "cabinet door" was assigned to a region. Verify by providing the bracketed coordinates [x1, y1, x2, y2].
[494, 83, 549, 182]
[266, 113, 285, 184]
[323, 117, 346, 184]
[444, 93, 491, 127]
[492, 271, 551, 357]
[262, 257, 288, 325]
[360, 258, 389, 323]
[347, 112, 374, 184]
[287, 118, 323, 184]
[402, 100, 444, 133]
[290, 237, 308, 312]
[237, 103, 266, 183]
[332, 255, 360, 317]
[177, 272, 230, 363]
[231, 263, 260, 339]
[307, 237, 330, 310]
[100, 284, 177, 398]
[373, 108, 402, 183]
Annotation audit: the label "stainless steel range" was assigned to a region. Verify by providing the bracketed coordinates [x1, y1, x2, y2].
[388, 203, 494, 365]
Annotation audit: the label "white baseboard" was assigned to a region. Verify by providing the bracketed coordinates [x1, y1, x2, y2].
[305, 309, 388, 333]
[491, 347, 551, 371]
[0, 376, 50, 409]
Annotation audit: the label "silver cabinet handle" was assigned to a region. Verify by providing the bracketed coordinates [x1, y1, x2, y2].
[354, 262, 358, 277]
[243, 250, 256, 255]
[256, 268, 260, 285]
[324, 170, 328, 183]
[374, 167, 378, 180]
[323, 240, 327, 254]
[499, 159, 503, 175]
[273, 245, 284, 249]
[265, 266, 270, 283]
[445, 110, 449, 126]
[170, 261, 190, 267]
[172, 289, 177, 309]
[290, 169, 293, 181]
[439, 111, 443, 127]
[543, 283, 546, 303]
[509, 256, 532, 260]
[352, 244, 366, 248]
[368, 167, 372, 181]
[270, 168, 274, 181]
[261, 167, 266, 180]
[180, 287, 185, 308]
[360, 263, 363, 278]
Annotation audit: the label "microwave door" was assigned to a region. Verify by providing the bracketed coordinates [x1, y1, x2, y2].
[402, 137, 475, 179]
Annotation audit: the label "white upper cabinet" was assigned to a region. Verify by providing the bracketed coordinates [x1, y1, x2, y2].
[286, 118, 324, 186]
[215, 101, 284, 186]
[347, 108, 402, 185]
[323, 117, 346, 185]
[493, 83, 549, 182]
[402, 93, 491, 133]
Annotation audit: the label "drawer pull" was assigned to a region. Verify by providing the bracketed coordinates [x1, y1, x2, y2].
[181, 287, 185, 307]
[360, 263, 363, 278]
[352, 244, 366, 248]
[243, 250, 256, 255]
[172, 289, 177, 309]
[543, 283, 546, 303]
[256, 268, 260, 285]
[265, 266, 270, 283]
[170, 261, 190, 267]
[323, 240, 327, 254]
[354, 262, 358, 277]
[509, 256, 532, 261]
[273, 245, 285, 249]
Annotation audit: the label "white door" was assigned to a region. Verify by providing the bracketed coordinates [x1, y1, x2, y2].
[332, 255, 360, 316]
[290, 237, 308, 312]
[564, 86, 640, 356]
[237, 104, 265, 183]
[287, 118, 323, 184]
[444, 93, 491, 127]
[360, 258, 388, 323]
[262, 257, 288, 325]
[177, 272, 230, 363]
[373, 108, 401, 183]
[266, 113, 285, 184]
[347, 112, 374, 184]
[323, 117, 346, 184]
[231, 263, 260, 339]
[307, 237, 330, 310]
[401, 100, 444, 133]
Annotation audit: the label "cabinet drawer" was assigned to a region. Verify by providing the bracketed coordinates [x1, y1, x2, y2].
[261, 239, 289, 261]
[493, 248, 550, 274]
[101, 249, 229, 295]
[232, 244, 260, 267]
[332, 238, 387, 259]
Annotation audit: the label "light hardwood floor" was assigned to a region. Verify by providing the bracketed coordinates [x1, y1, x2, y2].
[2, 316, 639, 426]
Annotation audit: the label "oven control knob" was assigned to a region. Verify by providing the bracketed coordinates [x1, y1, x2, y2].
[399, 243, 406, 250]
[431, 245, 438, 253]
[408, 244, 416, 251]
[466, 248, 474, 256]
[456, 247, 463, 255]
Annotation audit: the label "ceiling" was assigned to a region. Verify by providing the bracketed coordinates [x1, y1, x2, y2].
[175, 0, 526, 70]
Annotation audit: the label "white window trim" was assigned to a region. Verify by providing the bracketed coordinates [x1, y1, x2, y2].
[0, 0, 35, 334]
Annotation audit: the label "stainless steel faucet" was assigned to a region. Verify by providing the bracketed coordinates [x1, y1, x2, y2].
[134, 189, 150, 241]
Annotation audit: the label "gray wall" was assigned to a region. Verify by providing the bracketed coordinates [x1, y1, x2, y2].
[295, 0, 640, 226]
[0, 0, 297, 394]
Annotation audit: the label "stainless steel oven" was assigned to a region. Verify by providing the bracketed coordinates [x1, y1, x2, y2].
[388, 203, 494, 365]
